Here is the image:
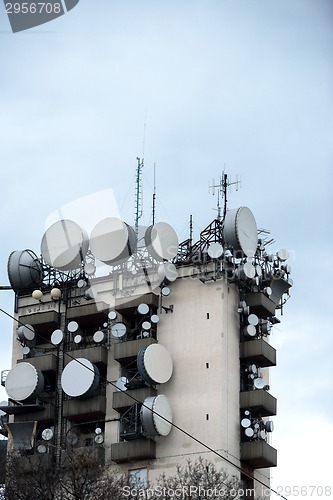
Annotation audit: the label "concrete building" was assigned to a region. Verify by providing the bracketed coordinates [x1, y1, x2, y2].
[0, 183, 292, 497]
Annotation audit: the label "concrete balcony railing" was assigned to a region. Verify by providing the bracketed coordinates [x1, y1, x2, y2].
[63, 395, 106, 422]
[240, 390, 277, 417]
[111, 438, 156, 463]
[18, 353, 58, 373]
[239, 339, 276, 367]
[114, 338, 157, 364]
[241, 440, 277, 468]
[113, 387, 157, 413]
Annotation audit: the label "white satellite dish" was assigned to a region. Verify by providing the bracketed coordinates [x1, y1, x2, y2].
[37, 444, 47, 454]
[22, 346, 30, 356]
[265, 420, 274, 433]
[277, 249, 289, 261]
[111, 322, 126, 338]
[161, 286, 171, 297]
[84, 262, 96, 276]
[42, 428, 54, 441]
[90, 217, 136, 266]
[94, 434, 104, 444]
[158, 262, 178, 283]
[208, 242, 223, 259]
[108, 311, 117, 321]
[145, 222, 179, 261]
[260, 430, 266, 440]
[67, 321, 79, 333]
[17, 324, 35, 342]
[93, 331, 106, 343]
[41, 219, 89, 271]
[137, 303, 149, 315]
[254, 378, 265, 390]
[223, 207, 258, 257]
[51, 329, 64, 346]
[77, 279, 86, 288]
[241, 418, 251, 428]
[141, 395, 173, 437]
[137, 344, 173, 385]
[248, 314, 259, 326]
[61, 358, 100, 399]
[74, 334, 82, 344]
[5, 362, 44, 402]
[245, 427, 254, 438]
[142, 321, 151, 330]
[244, 325, 256, 337]
[7, 249, 42, 292]
[150, 314, 160, 324]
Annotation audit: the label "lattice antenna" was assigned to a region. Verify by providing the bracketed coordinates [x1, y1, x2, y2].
[135, 157, 144, 241]
[209, 172, 241, 219]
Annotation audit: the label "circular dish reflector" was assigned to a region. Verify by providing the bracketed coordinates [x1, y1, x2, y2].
[74, 335, 82, 344]
[137, 344, 173, 385]
[41, 219, 89, 271]
[61, 358, 100, 399]
[7, 249, 42, 292]
[151, 314, 160, 324]
[265, 420, 274, 433]
[51, 329, 64, 346]
[111, 322, 126, 338]
[95, 434, 104, 444]
[84, 262, 96, 276]
[142, 321, 151, 330]
[137, 303, 149, 315]
[108, 311, 117, 321]
[22, 346, 30, 356]
[208, 242, 223, 259]
[141, 395, 173, 437]
[161, 286, 170, 297]
[145, 222, 179, 261]
[277, 249, 289, 261]
[67, 321, 79, 333]
[42, 428, 54, 441]
[254, 378, 265, 389]
[37, 444, 47, 454]
[248, 314, 259, 326]
[245, 427, 254, 438]
[158, 262, 178, 283]
[244, 325, 256, 337]
[93, 331, 105, 343]
[90, 217, 136, 266]
[241, 418, 251, 428]
[17, 324, 35, 342]
[5, 362, 44, 402]
[223, 207, 258, 257]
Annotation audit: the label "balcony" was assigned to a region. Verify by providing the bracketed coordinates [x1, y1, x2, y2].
[113, 387, 157, 413]
[63, 394, 106, 423]
[241, 441, 277, 468]
[240, 390, 277, 417]
[18, 353, 58, 374]
[244, 292, 275, 317]
[67, 301, 109, 326]
[115, 293, 159, 316]
[239, 339, 276, 367]
[19, 310, 60, 335]
[64, 346, 108, 367]
[111, 438, 156, 463]
[114, 338, 157, 364]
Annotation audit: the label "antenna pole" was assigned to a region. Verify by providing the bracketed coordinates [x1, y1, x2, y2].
[152, 162, 156, 225]
[135, 157, 144, 242]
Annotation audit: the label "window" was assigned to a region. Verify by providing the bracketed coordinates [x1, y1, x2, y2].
[128, 467, 148, 489]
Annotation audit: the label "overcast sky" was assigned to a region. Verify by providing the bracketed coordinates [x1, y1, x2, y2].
[0, 0, 332, 496]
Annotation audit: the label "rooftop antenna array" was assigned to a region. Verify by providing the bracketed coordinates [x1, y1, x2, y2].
[135, 157, 144, 242]
[209, 171, 241, 219]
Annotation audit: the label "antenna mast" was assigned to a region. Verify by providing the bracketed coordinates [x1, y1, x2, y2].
[209, 172, 240, 219]
[135, 157, 144, 241]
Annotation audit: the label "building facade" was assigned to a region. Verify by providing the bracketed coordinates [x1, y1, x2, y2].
[0, 195, 292, 497]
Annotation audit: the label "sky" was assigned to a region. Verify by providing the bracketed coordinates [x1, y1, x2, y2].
[0, 0, 332, 497]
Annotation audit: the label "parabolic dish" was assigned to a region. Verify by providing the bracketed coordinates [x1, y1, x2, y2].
[158, 262, 178, 283]
[5, 362, 44, 402]
[90, 217, 137, 266]
[245, 427, 254, 438]
[17, 324, 35, 342]
[141, 395, 173, 437]
[248, 314, 259, 326]
[253, 378, 265, 390]
[265, 420, 274, 432]
[244, 325, 256, 337]
[145, 222, 179, 261]
[42, 428, 54, 441]
[116, 376, 128, 392]
[61, 358, 100, 399]
[51, 329, 64, 346]
[93, 331, 106, 343]
[137, 303, 149, 315]
[223, 207, 258, 257]
[137, 344, 173, 385]
[7, 249, 42, 292]
[41, 219, 89, 271]
[241, 418, 251, 428]
[208, 242, 223, 259]
[111, 322, 126, 338]
[67, 321, 79, 333]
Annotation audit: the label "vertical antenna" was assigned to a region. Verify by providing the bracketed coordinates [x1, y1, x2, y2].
[152, 162, 156, 225]
[135, 157, 144, 242]
[209, 172, 241, 219]
[189, 214, 193, 247]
